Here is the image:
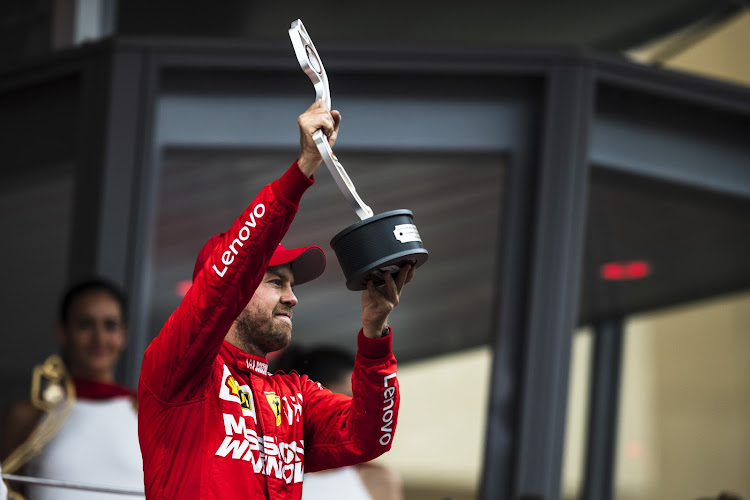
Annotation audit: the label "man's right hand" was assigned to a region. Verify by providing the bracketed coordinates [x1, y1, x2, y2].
[297, 100, 341, 177]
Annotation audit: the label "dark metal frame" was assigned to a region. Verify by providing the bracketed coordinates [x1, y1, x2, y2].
[2, 38, 750, 500]
[583, 319, 624, 500]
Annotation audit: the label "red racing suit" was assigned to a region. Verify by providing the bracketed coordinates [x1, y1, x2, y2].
[138, 162, 400, 499]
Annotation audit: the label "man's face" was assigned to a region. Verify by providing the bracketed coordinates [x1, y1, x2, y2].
[234, 264, 298, 355]
[58, 290, 127, 380]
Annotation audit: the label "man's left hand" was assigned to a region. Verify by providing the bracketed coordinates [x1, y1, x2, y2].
[361, 264, 415, 339]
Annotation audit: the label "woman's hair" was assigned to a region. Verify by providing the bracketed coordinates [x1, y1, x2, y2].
[273, 345, 355, 387]
[59, 277, 129, 326]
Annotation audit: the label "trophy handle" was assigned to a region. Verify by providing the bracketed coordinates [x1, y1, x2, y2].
[313, 130, 374, 220]
[289, 20, 373, 221]
[288, 20, 330, 110]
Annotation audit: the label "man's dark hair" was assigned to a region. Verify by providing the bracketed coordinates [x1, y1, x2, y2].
[273, 345, 355, 387]
[59, 277, 129, 326]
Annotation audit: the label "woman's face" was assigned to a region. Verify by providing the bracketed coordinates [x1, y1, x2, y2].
[58, 290, 127, 381]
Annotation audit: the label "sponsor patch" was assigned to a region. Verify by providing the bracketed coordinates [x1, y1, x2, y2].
[219, 365, 256, 422]
[215, 413, 305, 484]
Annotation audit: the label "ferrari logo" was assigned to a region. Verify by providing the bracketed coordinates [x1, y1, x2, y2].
[266, 394, 282, 426]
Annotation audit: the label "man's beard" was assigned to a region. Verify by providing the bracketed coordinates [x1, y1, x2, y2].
[233, 306, 292, 355]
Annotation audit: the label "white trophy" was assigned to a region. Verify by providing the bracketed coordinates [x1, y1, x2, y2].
[289, 20, 428, 290]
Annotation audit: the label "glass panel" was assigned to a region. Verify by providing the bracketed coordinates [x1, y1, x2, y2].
[562, 327, 594, 500]
[147, 148, 506, 362]
[615, 292, 750, 499]
[146, 148, 506, 497]
[383, 346, 492, 500]
[0, 169, 74, 411]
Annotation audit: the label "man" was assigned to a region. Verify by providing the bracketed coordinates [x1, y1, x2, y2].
[138, 100, 415, 499]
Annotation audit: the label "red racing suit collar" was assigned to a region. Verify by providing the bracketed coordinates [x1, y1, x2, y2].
[220, 340, 270, 377]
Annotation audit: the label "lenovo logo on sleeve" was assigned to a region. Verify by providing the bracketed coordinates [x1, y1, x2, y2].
[213, 204, 266, 278]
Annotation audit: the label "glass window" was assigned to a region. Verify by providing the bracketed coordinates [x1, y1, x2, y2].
[562, 328, 594, 500]
[145, 148, 506, 498]
[0, 169, 74, 410]
[147, 148, 506, 362]
[615, 292, 750, 499]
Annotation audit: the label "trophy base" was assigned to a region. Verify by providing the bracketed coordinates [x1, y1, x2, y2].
[330, 209, 429, 291]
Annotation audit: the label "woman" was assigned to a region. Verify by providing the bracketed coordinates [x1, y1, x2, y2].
[0, 278, 143, 499]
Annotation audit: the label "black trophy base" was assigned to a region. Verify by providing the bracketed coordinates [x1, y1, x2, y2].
[330, 209, 428, 291]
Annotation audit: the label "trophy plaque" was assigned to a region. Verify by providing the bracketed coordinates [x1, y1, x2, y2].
[289, 20, 428, 291]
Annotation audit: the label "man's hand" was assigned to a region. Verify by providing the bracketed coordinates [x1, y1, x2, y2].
[361, 264, 415, 339]
[297, 100, 341, 177]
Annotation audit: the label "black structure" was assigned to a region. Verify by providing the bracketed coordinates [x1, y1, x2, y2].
[583, 319, 625, 500]
[1, 37, 749, 500]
